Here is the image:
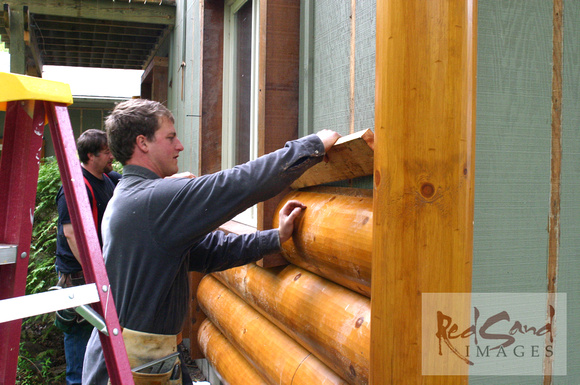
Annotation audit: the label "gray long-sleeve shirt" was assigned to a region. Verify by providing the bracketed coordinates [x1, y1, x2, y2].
[83, 134, 325, 384]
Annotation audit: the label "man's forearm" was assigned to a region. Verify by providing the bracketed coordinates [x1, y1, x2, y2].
[62, 223, 83, 266]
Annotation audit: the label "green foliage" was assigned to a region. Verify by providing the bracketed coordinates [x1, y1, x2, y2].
[16, 158, 123, 383]
[28, 157, 61, 296]
[112, 160, 123, 173]
[17, 157, 65, 384]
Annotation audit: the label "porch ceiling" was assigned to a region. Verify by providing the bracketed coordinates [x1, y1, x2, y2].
[1, 0, 176, 73]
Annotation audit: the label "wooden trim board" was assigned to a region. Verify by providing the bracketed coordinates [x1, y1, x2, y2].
[290, 128, 374, 189]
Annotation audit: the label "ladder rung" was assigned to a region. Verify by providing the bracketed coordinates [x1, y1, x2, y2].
[0, 244, 18, 265]
[0, 283, 100, 323]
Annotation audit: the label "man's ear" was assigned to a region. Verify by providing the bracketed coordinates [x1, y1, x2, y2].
[135, 135, 149, 153]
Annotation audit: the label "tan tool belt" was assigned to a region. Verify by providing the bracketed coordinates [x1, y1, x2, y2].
[107, 328, 182, 385]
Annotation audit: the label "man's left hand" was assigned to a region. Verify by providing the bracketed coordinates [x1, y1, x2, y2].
[278, 200, 306, 244]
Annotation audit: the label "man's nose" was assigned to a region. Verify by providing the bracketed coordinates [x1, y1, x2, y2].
[176, 138, 184, 151]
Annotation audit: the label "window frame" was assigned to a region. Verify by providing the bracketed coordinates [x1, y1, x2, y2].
[221, 0, 260, 226]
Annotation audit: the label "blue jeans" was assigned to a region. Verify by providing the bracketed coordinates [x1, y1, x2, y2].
[63, 322, 93, 385]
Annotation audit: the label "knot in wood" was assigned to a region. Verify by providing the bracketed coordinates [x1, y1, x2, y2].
[420, 182, 435, 198]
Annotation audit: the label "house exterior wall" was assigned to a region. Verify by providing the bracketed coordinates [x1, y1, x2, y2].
[473, 1, 579, 382]
[301, 0, 376, 138]
[169, 0, 202, 176]
[164, 0, 580, 382]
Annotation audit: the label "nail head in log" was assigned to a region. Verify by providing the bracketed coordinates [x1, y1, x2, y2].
[197, 275, 349, 385]
[273, 188, 372, 297]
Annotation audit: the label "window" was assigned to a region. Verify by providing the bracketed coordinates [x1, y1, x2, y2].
[222, 0, 260, 226]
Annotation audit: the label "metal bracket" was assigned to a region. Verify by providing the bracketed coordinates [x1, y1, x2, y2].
[0, 244, 18, 265]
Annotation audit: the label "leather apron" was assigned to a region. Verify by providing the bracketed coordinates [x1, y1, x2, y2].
[107, 328, 182, 385]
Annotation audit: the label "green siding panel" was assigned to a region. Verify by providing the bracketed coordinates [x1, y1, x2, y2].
[354, 0, 376, 134]
[472, 0, 553, 382]
[313, 0, 351, 136]
[169, 0, 200, 175]
[472, 0, 580, 382]
[474, 0, 552, 293]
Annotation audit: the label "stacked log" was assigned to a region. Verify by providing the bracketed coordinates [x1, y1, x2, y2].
[273, 188, 372, 297]
[197, 187, 372, 384]
[197, 276, 348, 385]
[198, 319, 268, 384]
[213, 263, 370, 385]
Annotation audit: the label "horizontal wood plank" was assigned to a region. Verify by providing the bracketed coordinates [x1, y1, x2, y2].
[290, 129, 374, 189]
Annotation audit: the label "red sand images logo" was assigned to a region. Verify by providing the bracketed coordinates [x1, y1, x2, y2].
[421, 293, 567, 376]
[436, 305, 554, 365]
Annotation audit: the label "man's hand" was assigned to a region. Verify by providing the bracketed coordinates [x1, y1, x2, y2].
[278, 200, 307, 244]
[316, 129, 341, 153]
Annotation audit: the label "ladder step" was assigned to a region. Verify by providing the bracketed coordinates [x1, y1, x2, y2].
[0, 283, 100, 323]
[0, 244, 18, 265]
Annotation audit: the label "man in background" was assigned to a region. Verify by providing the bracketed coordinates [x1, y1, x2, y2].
[55, 129, 121, 385]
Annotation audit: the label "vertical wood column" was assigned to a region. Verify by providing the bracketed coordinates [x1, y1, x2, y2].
[8, 6, 26, 75]
[372, 0, 477, 384]
[256, 0, 301, 268]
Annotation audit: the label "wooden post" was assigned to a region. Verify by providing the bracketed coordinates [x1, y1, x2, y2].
[7, 5, 26, 75]
[372, 0, 477, 383]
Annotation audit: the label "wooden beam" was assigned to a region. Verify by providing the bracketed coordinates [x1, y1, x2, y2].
[372, 0, 477, 383]
[274, 187, 372, 297]
[198, 275, 348, 385]
[7, 5, 25, 74]
[290, 129, 374, 189]
[199, 0, 224, 176]
[141, 56, 168, 83]
[545, 0, 563, 382]
[214, 263, 370, 385]
[256, 0, 301, 267]
[3, 0, 175, 25]
[140, 57, 168, 105]
[198, 319, 269, 384]
[25, 8, 43, 76]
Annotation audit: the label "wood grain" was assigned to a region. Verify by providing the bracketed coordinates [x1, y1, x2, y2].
[197, 319, 269, 385]
[372, 0, 477, 383]
[290, 129, 374, 189]
[197, 275, 348, 385]
[545, 0, 563, 382]
[274, 188, 372, 297]
[213, 263, 370, 385]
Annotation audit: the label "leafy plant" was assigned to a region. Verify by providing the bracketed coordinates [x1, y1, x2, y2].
[17, 157, 65, 384]
[16, 157, 123, 384]
[27, 157, 61, 296]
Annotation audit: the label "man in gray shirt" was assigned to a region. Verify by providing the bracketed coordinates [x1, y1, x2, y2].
[82, 99, 339, 384]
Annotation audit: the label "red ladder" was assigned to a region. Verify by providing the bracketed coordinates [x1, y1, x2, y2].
[0, 73, 134, 385]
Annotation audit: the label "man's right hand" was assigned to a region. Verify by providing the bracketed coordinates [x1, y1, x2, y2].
[316, 130, 341, 153]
